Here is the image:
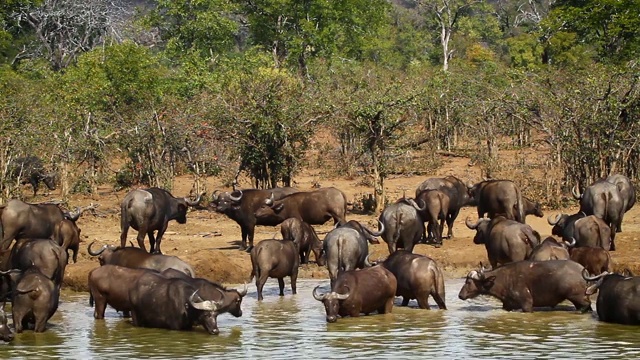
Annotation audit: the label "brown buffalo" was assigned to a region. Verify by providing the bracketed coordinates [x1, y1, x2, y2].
[378, 199, 425, 254]
[5, 266, 60, 332]
[52, 219, 81, 263]
[414, 176, 474, 238]
[250, 239, 299, 301]
[254, 187, 348, 226]
[415, 189, 450, 245]
[548, 213, 611, 250]
[280, 218, 324, 265]
[88, 265, 153, 319]
[468, 180, 524, 223]
[527, 237, 570, 261]
[572, 179, 624, 250]
[565, 238, 612, 275]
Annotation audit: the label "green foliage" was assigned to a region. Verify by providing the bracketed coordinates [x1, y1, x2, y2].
[506, 34, 543, 69]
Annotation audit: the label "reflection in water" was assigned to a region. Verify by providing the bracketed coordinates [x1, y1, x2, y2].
[0, 279, 639, 358]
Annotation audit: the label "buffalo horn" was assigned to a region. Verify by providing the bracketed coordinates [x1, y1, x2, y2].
[238, 283, 248, 297]
[407, 198, 426, 211]
[467, 270, 481, 280]
[571, 184, 582, 200]
[229, 190, 243, 202]
[184, 193, 202, 207]
[312, 286, 327, 301]
[547, 214, 562, 226]
[364, 254, 373, 267]
[465, 216, 481, 230]
[211, 190, 220, 202]
[65, 208, 81, 222]
[87, 241, 108, 256]
[335, 286, 350, 300]
[565, 237, 577, 248]
[365, 220, 385, 237]
[188, 290, 221, 311]
[582, 268, 608, 282]
[264, 192, 274, 206]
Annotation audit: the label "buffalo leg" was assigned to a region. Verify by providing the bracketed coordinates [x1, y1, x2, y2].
[122, 310, 131, 318]
[12, 309, 24, 333]
[245, 226, 256, 253]
[153, 223, 169, 254]
[93, 292, 107, 319]
[303, 249, 310, 265]
[387, 242, 396, 255]
[291, 268, 298, 295]
[433, 274, 447, 310]
[147, 231, 158, 254]
[256, 274, 268, 301]
[415, 295, 430, 310]
[277, 278, 285, 296]
[240, 227, 249, 251]
[610, 228, 617, 251]
[383, 297, 394, 314]
[568, 296, 592, 313]
[401, 297, 410, 306]
[34, 316, 47, 333]
[446, 210, 459, 238]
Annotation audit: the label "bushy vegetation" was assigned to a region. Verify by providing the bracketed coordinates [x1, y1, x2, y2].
[1, 0, 639, 210]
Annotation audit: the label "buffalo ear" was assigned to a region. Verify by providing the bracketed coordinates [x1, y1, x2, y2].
[482, 276, 497, 289]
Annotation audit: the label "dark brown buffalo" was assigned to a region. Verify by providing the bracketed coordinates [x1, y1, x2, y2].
[323, 220, 383, 286]
[378, 199, 425, 254]
[414, 176, 473, 238]
[527, 237, 570, 261]
[572, 179, 624, 250]
[583, 270, 640, 324]
[465, 216, 539, 268]
[9, 239, 67, 285]
[415, 189, 450, 245]
[52, 219, 81, 263]
[8, 156, 56, 197]
[468, 180, 524, 223]
[128, 272, 225, 334]
[523, 197, 544, 220]
[548, 213, 611, 250]
[565, 238, 612, 275]
[459, 261, 591, 312]
[88, 265, 153, 319]
[87, 242, 195, 277]
[211, 187, 299, 251]
[254, 187, 348, 227]
[250, 239, 299, 301]
[120, 187, 202, 254]
[5, 266, 60, 332]
[0, 307, 13, 342]
[380, 250, 446, 309]
[0, 199, 90, 253]
[313, 265, 397, 323]
[280, 218, 324, 265]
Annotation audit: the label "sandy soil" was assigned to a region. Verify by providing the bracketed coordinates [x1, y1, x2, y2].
[55, 157, 640, 292]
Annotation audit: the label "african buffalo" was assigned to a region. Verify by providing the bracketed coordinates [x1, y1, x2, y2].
[88, 242, 195, 277]
[10, 239, 67, 285]
[606, 174, 636, 215]
[52, 219, 81, 263]
[378, 198, 425, 254]
[323, 220, 383, 286]
[0, 307, 13, 342]
[313, 265, 397, 323]
[415, 176, 473, 238]
[565, 238, 612, 275]
[250, 239, 299, 301]
[380, 250, 446, 309]
[468, 180, 524, 223]
[8, 156, 56, 197]
[465, 216, 539, 268]
[129, 272, 225, 334]
[583, 270, 640, 324]
[211, 187, 299, 251]
[88, 265, 153, 319]
[523, 197, 544, 220]
[415, 189, 450, 245]
[459, 261, 591, 312]
[254, 187, 348, 227]
[0, 199, 91, 253]
[548, 213, 611, 250]
[5, 266, 60, 332]
[120, 187, 202, 254]
[572, 179, 624, 249]
[527, 237, 570, 261]
[280, 218, 324, 265]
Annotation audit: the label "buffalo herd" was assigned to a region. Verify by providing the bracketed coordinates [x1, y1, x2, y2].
[0, 174, 638, 342]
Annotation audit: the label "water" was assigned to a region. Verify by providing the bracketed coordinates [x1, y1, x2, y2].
[1, 279, 640, 359]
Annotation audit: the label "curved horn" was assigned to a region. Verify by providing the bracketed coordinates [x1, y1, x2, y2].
[407, 198, 426, 211]
[65, 207, 81, 222]
[312, 285, 327, 301]
[211, 190, 220, 202]
[184, 193, 202, 206]
[365, 220, 385, 237]
[264, 192, 274, 206]
[238, 283, 248, 297]
[467, 270, 482, 280]
[565, 237, 577, 248]
[571, 184, 582, 200]
[465, 216, 481, 230]
[336, 286, 350, 300]
[229, 190, 243, 202]
[364, 254, 373, 267]
[547, 214, 562, 226]
[582, 268, 608, 282]
[87, 241, 107, 256]
[188, 290, 220, 311]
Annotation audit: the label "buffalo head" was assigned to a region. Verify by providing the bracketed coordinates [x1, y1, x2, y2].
[458, 264, 494, 300]
[465, 216, 490, 244]
[210, 190, 243, 213]
[313, 285, 350, 323]
[188, 290, 224, 335]
[87, 241, 119, 265]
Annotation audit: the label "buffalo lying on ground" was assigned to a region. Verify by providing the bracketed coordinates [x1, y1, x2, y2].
[459, 261, 591, 312]
[280, 218, 324, 265]
[548, 213, 611, 250]
[378, 199, 425, 254]
[250, 239, 299, 301]
[120, 187, 202, 254]
[211, 187, 299, 251]
[583, 270, 640, 324]
[465, 216, 539, 268]
[313, 265, 397, 323]
[414, 176, 473, 238]
[380, 250, 446, 309]
[254, 187, 348, 227]
[88, 242, 195, 277]
[468, 180, 524, 223]
[572, 179, 624, 250]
